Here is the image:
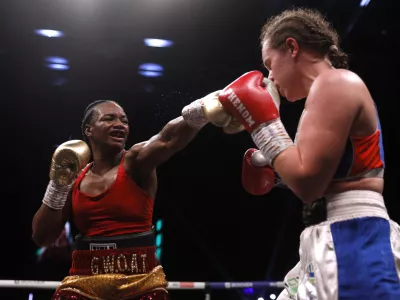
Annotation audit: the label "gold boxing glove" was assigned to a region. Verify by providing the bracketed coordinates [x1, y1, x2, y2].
[50, 140, 91, 185]
[182, 91, 235, 129]
[222, 118, 245, 134]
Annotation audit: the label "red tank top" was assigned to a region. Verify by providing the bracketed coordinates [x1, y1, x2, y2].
[71, 152, 154, 237]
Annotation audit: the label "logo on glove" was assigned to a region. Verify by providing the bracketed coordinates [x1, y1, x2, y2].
[224, 88, 255, 128]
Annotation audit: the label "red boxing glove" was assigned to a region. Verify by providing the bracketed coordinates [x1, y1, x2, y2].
[242, 148, 275, 195]
[219, 71, 294, 166]
[218, 71, 280, 132]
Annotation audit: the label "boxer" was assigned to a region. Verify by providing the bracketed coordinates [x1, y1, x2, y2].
[31, 93, 239, 300]
[218, 8, 400, 300]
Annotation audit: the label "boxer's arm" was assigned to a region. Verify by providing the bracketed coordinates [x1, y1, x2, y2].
[32, 189, 72, 247]
[125, 116, 199, 173]
[272, 70, 363, 202]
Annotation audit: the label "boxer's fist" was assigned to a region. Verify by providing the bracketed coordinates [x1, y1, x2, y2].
[222, 118, 245, 134]
[182, 91, 232, 129]
[218, 71, 281, 133]
[50, 140, 91, 185]
[242, 148, 275, 195]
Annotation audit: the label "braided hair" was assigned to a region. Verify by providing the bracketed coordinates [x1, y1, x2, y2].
[260, 8, 349, 69]
[81, 100, 118, 143]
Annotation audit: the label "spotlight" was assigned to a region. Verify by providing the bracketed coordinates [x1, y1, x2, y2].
[139, 63, 163, 72]
[138, 63, 163, 77]
[45, 56, 69, 64]
[46, 64, 70, 71]
[138, 71, 163, 78]
[35, 29, 64, 38]
[144, 38, 173, 48]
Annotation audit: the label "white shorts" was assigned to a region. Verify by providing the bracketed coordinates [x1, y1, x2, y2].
[278, 190, 400, 300]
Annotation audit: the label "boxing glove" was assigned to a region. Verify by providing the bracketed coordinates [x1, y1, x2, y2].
[242, 148, 275, 195]
[218, 71, 294, 165]
[182, 91, 245, 134]
[43, 140, 90, 210]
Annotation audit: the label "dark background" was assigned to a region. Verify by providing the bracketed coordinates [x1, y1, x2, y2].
[0, 0, 398, 299]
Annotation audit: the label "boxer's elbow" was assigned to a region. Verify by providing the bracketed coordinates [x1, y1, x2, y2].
[32, 232, 52, 247]
[287, 172, 327, 203]
[292, 185, 324, 204]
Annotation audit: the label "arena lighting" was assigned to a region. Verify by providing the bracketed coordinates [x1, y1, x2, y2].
[45, 56, 69, 64]
[360, 0, 370, 6]
[34, 29, 64, 38]
[144, 38, 173, 48]
[270, 294, 276, 299]
[138, 63, 163, 78]
[46, 63, 70, 71]
[257, 297, 264, 300]
[138, 71, 163, 78]
[139, 63, 163, 72]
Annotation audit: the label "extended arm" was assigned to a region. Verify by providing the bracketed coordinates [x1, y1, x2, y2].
[125, 90, 242, 172]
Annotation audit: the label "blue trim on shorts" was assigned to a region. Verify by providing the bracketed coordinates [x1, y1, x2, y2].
[331, 217, 400, 299]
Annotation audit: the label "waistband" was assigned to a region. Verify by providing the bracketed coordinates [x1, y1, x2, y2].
[70, 246, 157, 276]
[325, 190, 388, 221]
[75, 230, 155, 250]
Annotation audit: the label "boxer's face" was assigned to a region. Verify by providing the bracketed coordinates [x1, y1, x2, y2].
[262, 39, 303, 102]
[86, 102, 129, 151]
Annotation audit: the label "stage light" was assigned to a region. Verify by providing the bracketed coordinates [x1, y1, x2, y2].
[144, 38, 173, 48]
[139, 63, 163, 72]
[45, 56, 69, 64]
[138, 71, 163, 78]
[156, 233, 163, 247]
[138, 63, 163, 77]
[243, 287, 254, 294]
[257, 297, 264, 300]
[156, 219, 163, 231]
[360, 0, 370, 6]
[270, 294, 276, 299]
[35, 29, 64, 38]
[46, 63, 70, 71]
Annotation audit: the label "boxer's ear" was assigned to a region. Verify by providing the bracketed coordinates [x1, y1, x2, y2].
[285, 38, 299, 58]
[84, 125, 92, 138]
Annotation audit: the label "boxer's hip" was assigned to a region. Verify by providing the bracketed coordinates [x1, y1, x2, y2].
[296, 190, 400, 299]
[54, 231, 168, 300]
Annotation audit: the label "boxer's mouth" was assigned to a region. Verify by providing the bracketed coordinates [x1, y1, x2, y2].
[109, 130, 125, 139]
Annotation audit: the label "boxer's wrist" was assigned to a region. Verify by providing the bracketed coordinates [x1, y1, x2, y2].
[251, 119, 294, 166]
[182, 99, 209, 130]
[42, 180, 72, 210]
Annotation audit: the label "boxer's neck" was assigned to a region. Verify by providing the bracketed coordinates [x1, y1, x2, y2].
[299, 55, 334, 97]
[90, 149, 124, 175]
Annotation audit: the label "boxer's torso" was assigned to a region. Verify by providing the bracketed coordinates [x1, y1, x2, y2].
[71, 151, 154, 237]
[80, 152, 157, 200]
[295, 97, 385, 196]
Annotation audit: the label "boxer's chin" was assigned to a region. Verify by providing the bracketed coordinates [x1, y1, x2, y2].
[284, 89, 304, 102]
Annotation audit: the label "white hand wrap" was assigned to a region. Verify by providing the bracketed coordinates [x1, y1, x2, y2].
[42, 180, 72, 210]
[181, 99, 208, 129]
[251, 119, 294, 166]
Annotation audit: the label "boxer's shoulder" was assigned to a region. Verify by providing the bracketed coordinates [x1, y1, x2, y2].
[313, 69, 364, 91]
[307, 69, 365, 110]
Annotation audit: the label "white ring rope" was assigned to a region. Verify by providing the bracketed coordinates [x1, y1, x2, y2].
[0, 280, 285, 290]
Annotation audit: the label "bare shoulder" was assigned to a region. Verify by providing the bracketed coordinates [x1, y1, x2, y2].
[307, 69, 366, 112]
[125, 141, 147, 159]
[315, 69, 364, 86]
